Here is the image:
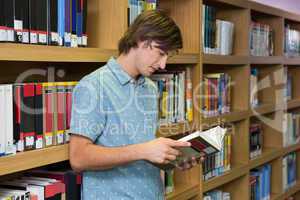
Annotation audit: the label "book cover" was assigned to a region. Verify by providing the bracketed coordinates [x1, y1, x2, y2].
[153, 126, 227, 170]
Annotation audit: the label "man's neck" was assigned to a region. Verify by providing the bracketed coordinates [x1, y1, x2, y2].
[116, 52, 139, 79]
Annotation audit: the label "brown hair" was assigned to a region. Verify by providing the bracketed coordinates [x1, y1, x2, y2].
[118, 10, 183, 55]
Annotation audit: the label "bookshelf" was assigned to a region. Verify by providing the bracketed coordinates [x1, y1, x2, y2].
[200, 0, 300, 200]
[0, 0, 300, 199]
[0, 144, 69, 176]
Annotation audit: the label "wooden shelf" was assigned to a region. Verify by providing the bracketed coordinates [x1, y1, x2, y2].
[168, 53, 199, 64]
[201, 110, 249, 127]
[270, 193, 281, 200]
[203, 164, 248, 192]
[250, 56, 283, 64]
[273, 182, 300, 200]
[249, 1, 284, 17]
[0, 44, 199, 64]
[248, 148, 281, 170]
[0, 144, 69, 176]
[0, 44, 117, 62]
[211, 0, 249, 8]
[284, 56, 300, 65]
[249, 103, 278, 116]
[166, 183, 200, 200]
[282, 11, 300, 23]
[157, 121, 194, 137]
[203, 54, 249, 65]
[287, 99, 300, 110]
[281, 143, 300, 156]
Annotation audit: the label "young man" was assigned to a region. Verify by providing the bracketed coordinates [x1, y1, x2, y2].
[69, 10, 194, 199]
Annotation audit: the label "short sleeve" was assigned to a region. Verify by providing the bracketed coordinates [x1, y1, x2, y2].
[70, 79, 106, 142]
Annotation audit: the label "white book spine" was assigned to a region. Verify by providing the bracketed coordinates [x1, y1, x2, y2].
[4, 85, 15, 155]
[0, 85, 5, 155]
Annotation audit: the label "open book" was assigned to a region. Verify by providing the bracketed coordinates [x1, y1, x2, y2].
[154, 126, 227, 170]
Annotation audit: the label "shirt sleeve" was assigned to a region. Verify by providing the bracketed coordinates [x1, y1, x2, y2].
[70, 79, 106, 142]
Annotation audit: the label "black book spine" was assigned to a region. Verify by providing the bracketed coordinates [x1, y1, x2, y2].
[37, 0, 48, 44]
[20, 84, 36, 150]
[22, 0, 30, 43]
[14, 0, 23, 43]
[49, 0, 59, 45]
[29, 0, 38, 44]
[13, 85, 23, 151]
[4, 0, 15, 42]
[0, 0, 7, 42]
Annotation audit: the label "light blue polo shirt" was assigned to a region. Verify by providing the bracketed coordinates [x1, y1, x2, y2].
[70, 57, 164, 200]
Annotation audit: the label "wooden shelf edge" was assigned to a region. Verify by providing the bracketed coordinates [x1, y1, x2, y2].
[167, 53, 199, 64]
[250, 103, 280, 116]
[273, 182, 300, 200]
[203, 164, 248, 192]
[157, 121, 195, 137]
[248, 1, 285, 17]
[203, 54, 249, 65]
[201, 110, 249, 127]
[250, 56, 283, 64]
[248, 148, 281, 170]
[213, 0, 249, 8]
[281, 143, 300, 156]
[0, 44, 117, 62]
[288, 99, 300, 110]
[284, 57, 300, 65]
[166, 184, 200, 200]
[282, 12, 300, 23]
[0, 144, 69, 176]
[0, 44, 199, 64]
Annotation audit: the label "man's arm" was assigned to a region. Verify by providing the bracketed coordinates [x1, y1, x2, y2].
[69, 134, 191, 172]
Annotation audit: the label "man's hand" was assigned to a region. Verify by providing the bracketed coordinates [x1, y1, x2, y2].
[140, 137, 191, 164]
[175, 153, 205, 171]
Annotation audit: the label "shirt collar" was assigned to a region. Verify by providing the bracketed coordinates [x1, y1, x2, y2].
[107, 57, 145, 86]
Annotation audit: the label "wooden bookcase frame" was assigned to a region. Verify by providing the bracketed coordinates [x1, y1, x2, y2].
[1, 0, 300, 199]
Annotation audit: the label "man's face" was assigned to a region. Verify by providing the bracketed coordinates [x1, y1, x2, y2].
[135, 41, 169, 77]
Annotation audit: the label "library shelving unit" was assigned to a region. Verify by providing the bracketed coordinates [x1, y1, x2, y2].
[200, 0, 300, 200]
[1, 0, 300, 200]
[0, 0, 202, 200]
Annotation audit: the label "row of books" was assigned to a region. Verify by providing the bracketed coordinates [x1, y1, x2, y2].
[251, 67, 293, 107]
[203, 131, 232, 181]
[0, 82, 77, 157]
[150, 68, 193, 124]
[128, 0, 157, 25]
[250, 21, 274, 56]
[202, 73, 231, 118]
[250, 164, 271, 200]
[285, 25, 300, 57]
[163, 169, 174, 195]
[202, 5, 234, 55]
[203, 190, 231, 200]
[0, 169, 81, 200]
[282, 152, 297, 192]
[250, 68, 259, 108]
[282, 113, 300, 147]
[284, 68, 293, 101]
[0, 0, 87, 47]
[250, 123, 263, 160]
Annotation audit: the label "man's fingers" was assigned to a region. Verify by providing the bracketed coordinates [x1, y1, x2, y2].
[169, 140, 191, 147]
[167, 148, 181, 156]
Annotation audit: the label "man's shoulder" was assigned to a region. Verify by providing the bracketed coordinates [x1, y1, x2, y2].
[79, 65, 112, 85]
[144, 77, 158, 92]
